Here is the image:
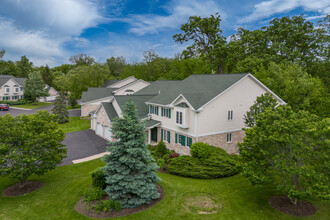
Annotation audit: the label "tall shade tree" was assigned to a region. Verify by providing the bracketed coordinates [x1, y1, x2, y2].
[239, 105, 330, 205]
[52, 93, 69, 124]
[244, 92, 278, 128]
[69, 54, 95, 66]
[106, 56, 126, 78]
[143, 49, 159, 81]
[24, 71, 48, 103]
[0, 111, 66, 187]
[173, 13, 227, 73]
[103, 100, 160, 208]
[16, 55, 33, 78]
[0, 49, 4, 59]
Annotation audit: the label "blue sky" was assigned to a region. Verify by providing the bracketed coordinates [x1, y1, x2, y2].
[0, 0, 328, 67]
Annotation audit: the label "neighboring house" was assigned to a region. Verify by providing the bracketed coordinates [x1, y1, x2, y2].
[0, 75, 25, 101]
[90, 73, 285, 155]
[80, 76, 150, 116]
[39, 85, 59, 102]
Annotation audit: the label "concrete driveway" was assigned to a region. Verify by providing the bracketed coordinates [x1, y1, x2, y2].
[60, 130, 109, 165]
[0, 105, 81, 117]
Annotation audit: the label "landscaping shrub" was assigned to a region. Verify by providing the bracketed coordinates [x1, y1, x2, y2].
[155, 139, 170, 158]
[83, 187, 105, 202]
[190, 142, 211, 159]
[91, 169, 106, 190]
[170, 152, 179, 158]
[157, 159, 166, 170]
[168, 145, 239, 179]
[0, 100, 28, 105]
[94, 200, 122, 213]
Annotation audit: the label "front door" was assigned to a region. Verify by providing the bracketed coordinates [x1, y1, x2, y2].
[151, 127, 158, 142]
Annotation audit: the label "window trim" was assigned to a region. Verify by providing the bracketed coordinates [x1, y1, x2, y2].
[228, 110, 233, 120]
[227, 133, 232, 143]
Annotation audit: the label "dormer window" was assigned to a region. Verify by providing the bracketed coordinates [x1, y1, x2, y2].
[174, 102, 189, 128]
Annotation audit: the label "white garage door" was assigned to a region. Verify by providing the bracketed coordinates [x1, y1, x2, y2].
[46, 96, 57, 101]
[96, 124, 103, 136]
[104, 127, 112, 141]
[39, 97, 45, 102]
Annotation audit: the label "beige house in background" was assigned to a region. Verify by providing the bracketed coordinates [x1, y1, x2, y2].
[39, 85, 59, 102]
[0, 75, 26, 101]
[88, 73, 285, 155]
[80, 76, 150, 116]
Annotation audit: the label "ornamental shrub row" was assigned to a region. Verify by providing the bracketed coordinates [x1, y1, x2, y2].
[168, 142, 239, 179]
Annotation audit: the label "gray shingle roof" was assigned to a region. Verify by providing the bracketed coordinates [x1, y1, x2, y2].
[81, 87, 116, 103]
[147, 73, 249, 110]
[145, 119, 161, 128]
[0, 75, 26, 87]
[114, 94, 156, 118]
[175, 102, 189, 108]
[134, 80, 181, 95]
[101, 102, 118, 121]
[103, 79, 120, 88]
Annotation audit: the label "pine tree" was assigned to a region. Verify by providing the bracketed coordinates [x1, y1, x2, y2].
[103, 100, 160, 208]
[52, 92, 69, 124]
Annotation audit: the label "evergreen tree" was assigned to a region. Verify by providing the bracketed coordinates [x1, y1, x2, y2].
[24, 71, 48, 103]
[103, 100, 160, 208]
[52, 93, 69, 124]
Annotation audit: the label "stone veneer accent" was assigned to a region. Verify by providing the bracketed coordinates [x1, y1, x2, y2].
[156, 127, 194, 155]
[81, 104, 99, 117]
[92, 105, 112, 139]
[198, 130, 245, 154]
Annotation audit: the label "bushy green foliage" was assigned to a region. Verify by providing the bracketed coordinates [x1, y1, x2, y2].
[52, 93, 69, 124]
[157, 159, 166, 170]
[91, 169, 106, 190]
[190, 142, 211, 159]
[83, 187, 105, 203]
[0, 100, 29, 105]
[239, 105, 330, 204]
[168, 145, 239, 179]
[0, 111, 66, 186]
[155, 139, 170, 158]
[24, 71, 48, 103]
[68, 94, 78, 107]
[94, 199, 122, 213]
[103, 100, 160, 208]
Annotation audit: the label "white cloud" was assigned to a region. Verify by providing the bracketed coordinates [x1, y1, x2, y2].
[241, 0, 330, 23]
[121, 0, 224, 35]
[0, 0, 104, 66]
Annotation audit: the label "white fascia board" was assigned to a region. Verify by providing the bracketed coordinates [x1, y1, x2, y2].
[113, 79, 150, 94]
[80, 96, 112, 105]
[169, 94, 196, 111]
[107, 76, 137, 88]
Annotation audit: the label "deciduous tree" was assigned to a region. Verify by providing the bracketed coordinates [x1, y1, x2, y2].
[239, 105, 329, 204]
[24, 71, 48, 103]
[0, 111, 66, 187]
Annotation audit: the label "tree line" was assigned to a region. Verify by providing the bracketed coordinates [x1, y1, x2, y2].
[0, 14, 328, 117]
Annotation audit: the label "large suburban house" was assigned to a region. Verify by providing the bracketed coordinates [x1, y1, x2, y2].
[0, 75, 26, 101]
[0, 75, 58, 102]
[80, 76, 150, 116]
[83, 73, 285, 155]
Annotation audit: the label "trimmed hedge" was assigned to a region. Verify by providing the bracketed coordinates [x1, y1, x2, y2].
[168, 144, 239, 179]
[0, 100, 29, 105]
[190, 142, 211, 159]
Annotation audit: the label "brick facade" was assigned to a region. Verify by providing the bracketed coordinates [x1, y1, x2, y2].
[198, 130, 245, 154]
[81, 104, 99, 117]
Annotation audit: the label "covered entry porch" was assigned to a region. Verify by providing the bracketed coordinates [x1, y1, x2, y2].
[146, 119, 161, 145]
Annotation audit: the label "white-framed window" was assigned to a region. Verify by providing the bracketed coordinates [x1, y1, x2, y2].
[15, 87, 19, 92]
[161, 108, 171, 118]
[176, 111, 183, 124]
[161, 129, 171, 143]
[228, 110, 233, 120]
[227, 133, 232, 143]
[5, 88, 10, 93]
[149, 105, 159, 115]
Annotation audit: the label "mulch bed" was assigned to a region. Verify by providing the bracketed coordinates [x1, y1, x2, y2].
[269, 196, 317, 217]
[2, 181, 44, 197]
[75, 184, 164, 218]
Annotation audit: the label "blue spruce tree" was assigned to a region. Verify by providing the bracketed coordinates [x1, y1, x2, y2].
[103, 100, 160, 208]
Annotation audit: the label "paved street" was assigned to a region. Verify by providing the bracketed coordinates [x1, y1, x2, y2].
[60, 130, 109, 166]
[0, 105, 81, 117]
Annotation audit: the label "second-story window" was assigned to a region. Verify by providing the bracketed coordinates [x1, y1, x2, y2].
[228, 110, 233, 120]
[176, 111, 183, 124]
[15, 88, 19, 93]
[5, 88, 10, 93]
[149, 105, 159, 115]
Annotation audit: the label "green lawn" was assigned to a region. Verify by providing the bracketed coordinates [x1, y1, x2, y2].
[58, 117, 91, 133]
[0, 159, 329, 220]
[12, 102, 53, 109]
[66, 105, 81, 110]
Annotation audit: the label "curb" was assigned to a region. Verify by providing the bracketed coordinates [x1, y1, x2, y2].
[10, 107, 33, 111]
[72, 152, 110, 164]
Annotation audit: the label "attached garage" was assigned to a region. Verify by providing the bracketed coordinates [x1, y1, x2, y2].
[91, 119, 96, 130]
[104, 127, 112, 141]
[96, 123, 103, 136]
